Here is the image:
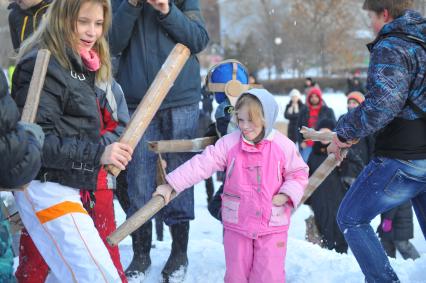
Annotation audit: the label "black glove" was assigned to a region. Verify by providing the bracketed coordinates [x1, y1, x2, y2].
[18, 122, 45, 148]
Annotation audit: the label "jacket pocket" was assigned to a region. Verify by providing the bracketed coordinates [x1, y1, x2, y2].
[269, 205, 289, 227]
[221, 192, 240, 224]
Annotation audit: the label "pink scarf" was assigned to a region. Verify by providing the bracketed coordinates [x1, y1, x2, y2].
[80, 49, 100, 72]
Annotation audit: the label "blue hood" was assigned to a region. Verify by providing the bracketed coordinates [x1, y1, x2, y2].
[380, 10, 426, 42]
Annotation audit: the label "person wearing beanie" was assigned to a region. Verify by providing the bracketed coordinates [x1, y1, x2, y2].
[347, 91, 365, 108]
[297, 87, 336, 161]
[285, 89, 307, 143]
[305, 118, 363, 254]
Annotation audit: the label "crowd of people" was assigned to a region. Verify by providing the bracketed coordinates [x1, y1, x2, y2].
[0, 0, 425, 283]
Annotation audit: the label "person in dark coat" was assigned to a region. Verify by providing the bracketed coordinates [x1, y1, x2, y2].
[8, 0, 52, 51]
[298, 87, 336, 161]
[109, 0, 209, 279]
[0, 67, 43, 283]
[340, 91, 375, 188]
[284, 89, 306, 143]
[0, 70, 43, 188]
[306, 119, 363, 254]
[377, 201, 420, 260]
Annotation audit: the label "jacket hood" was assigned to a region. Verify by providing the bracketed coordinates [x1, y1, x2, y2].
[380, 10, 426, 42]
[244, 88, 278, 138]
[306, 87, 323, 108]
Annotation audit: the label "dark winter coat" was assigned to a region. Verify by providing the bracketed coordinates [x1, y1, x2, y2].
[306, 142, 363, 253]
[336, 10, 426, 159]
[378, 201, 414, 241]
[12, 50, 107, 191]
[284, 100, 307, 143]
[0, 70, 41, 188]
[109, 0, 209, 111]
[8, 0, 52, 50]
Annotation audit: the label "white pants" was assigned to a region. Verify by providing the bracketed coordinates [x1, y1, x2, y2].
[15, 181, 120, 283]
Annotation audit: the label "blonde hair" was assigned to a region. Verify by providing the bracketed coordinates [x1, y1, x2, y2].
[18, 0, 112, 82]
[234, 93, 265, 128]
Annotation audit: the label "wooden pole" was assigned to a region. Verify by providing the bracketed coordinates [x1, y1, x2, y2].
[107, 190, 176, 247]
[106, 44, 191, 177]
[0, 49, 51, 192]
[107, 127, 349, 245]
[297, 127, 348, 207]
[148, 136, 217, 153]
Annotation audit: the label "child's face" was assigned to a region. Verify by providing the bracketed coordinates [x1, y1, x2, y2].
[347, 100, 360, 110]
[237, 105, 264, 142]
[76, 2, 104, 52]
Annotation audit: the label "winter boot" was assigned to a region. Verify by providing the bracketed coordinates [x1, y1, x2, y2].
[161, 222, 189, 283]
[125, 221, 152, 279]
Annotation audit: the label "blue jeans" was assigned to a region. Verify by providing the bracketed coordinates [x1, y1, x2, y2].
[301, 146, 313, 162]
[126, 103, 199, 225]
[337, 157, 426, 283]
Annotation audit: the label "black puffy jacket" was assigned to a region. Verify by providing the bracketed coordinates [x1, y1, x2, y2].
[0, 71, 41, 188]
[12, 50, 106, 190]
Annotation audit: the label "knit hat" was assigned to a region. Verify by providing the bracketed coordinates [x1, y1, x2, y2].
[347, 91, 365, 105]
[289, 89, 302, 99]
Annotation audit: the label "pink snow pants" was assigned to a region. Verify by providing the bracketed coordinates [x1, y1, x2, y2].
[223, 229, 288, 283]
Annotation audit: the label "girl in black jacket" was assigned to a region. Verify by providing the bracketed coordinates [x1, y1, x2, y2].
[11, 1, 132, 281]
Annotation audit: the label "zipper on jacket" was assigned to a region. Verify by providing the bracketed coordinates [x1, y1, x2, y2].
[20, 16, 29, 43]
[223, 192, 240, 199]
[227, 157, 235, 178]
[277, 161, 281, 182]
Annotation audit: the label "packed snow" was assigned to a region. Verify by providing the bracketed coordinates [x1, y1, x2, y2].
[115, 92, 426, 283]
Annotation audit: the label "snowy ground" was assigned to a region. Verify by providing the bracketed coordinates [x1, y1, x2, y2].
[117, 92, 426, 283]
[116, 180, 426, 283]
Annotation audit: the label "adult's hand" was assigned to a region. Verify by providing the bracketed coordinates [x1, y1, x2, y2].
[327, 133, 352, 162]
[147, 0, 170, 15]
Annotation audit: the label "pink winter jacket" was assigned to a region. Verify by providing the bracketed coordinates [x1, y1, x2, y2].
[166, 129, 309, 239]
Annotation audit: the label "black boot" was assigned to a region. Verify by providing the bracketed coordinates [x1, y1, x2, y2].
[161, 222, 189, 283]
[125, 221, 152, 279]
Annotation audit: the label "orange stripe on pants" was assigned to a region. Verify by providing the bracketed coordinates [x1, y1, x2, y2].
[36, 201, 88, 224]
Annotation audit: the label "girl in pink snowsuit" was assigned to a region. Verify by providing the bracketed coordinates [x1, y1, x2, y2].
[155, 89, 309, 283]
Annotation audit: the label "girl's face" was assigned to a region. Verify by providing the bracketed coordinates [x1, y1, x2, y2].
[76, 2, 104, 52]
[237, 105, 264, 142]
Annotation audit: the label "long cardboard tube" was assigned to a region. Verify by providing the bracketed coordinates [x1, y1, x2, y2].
[106, 44, 191, 177]
[148, 136, 217, 153]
